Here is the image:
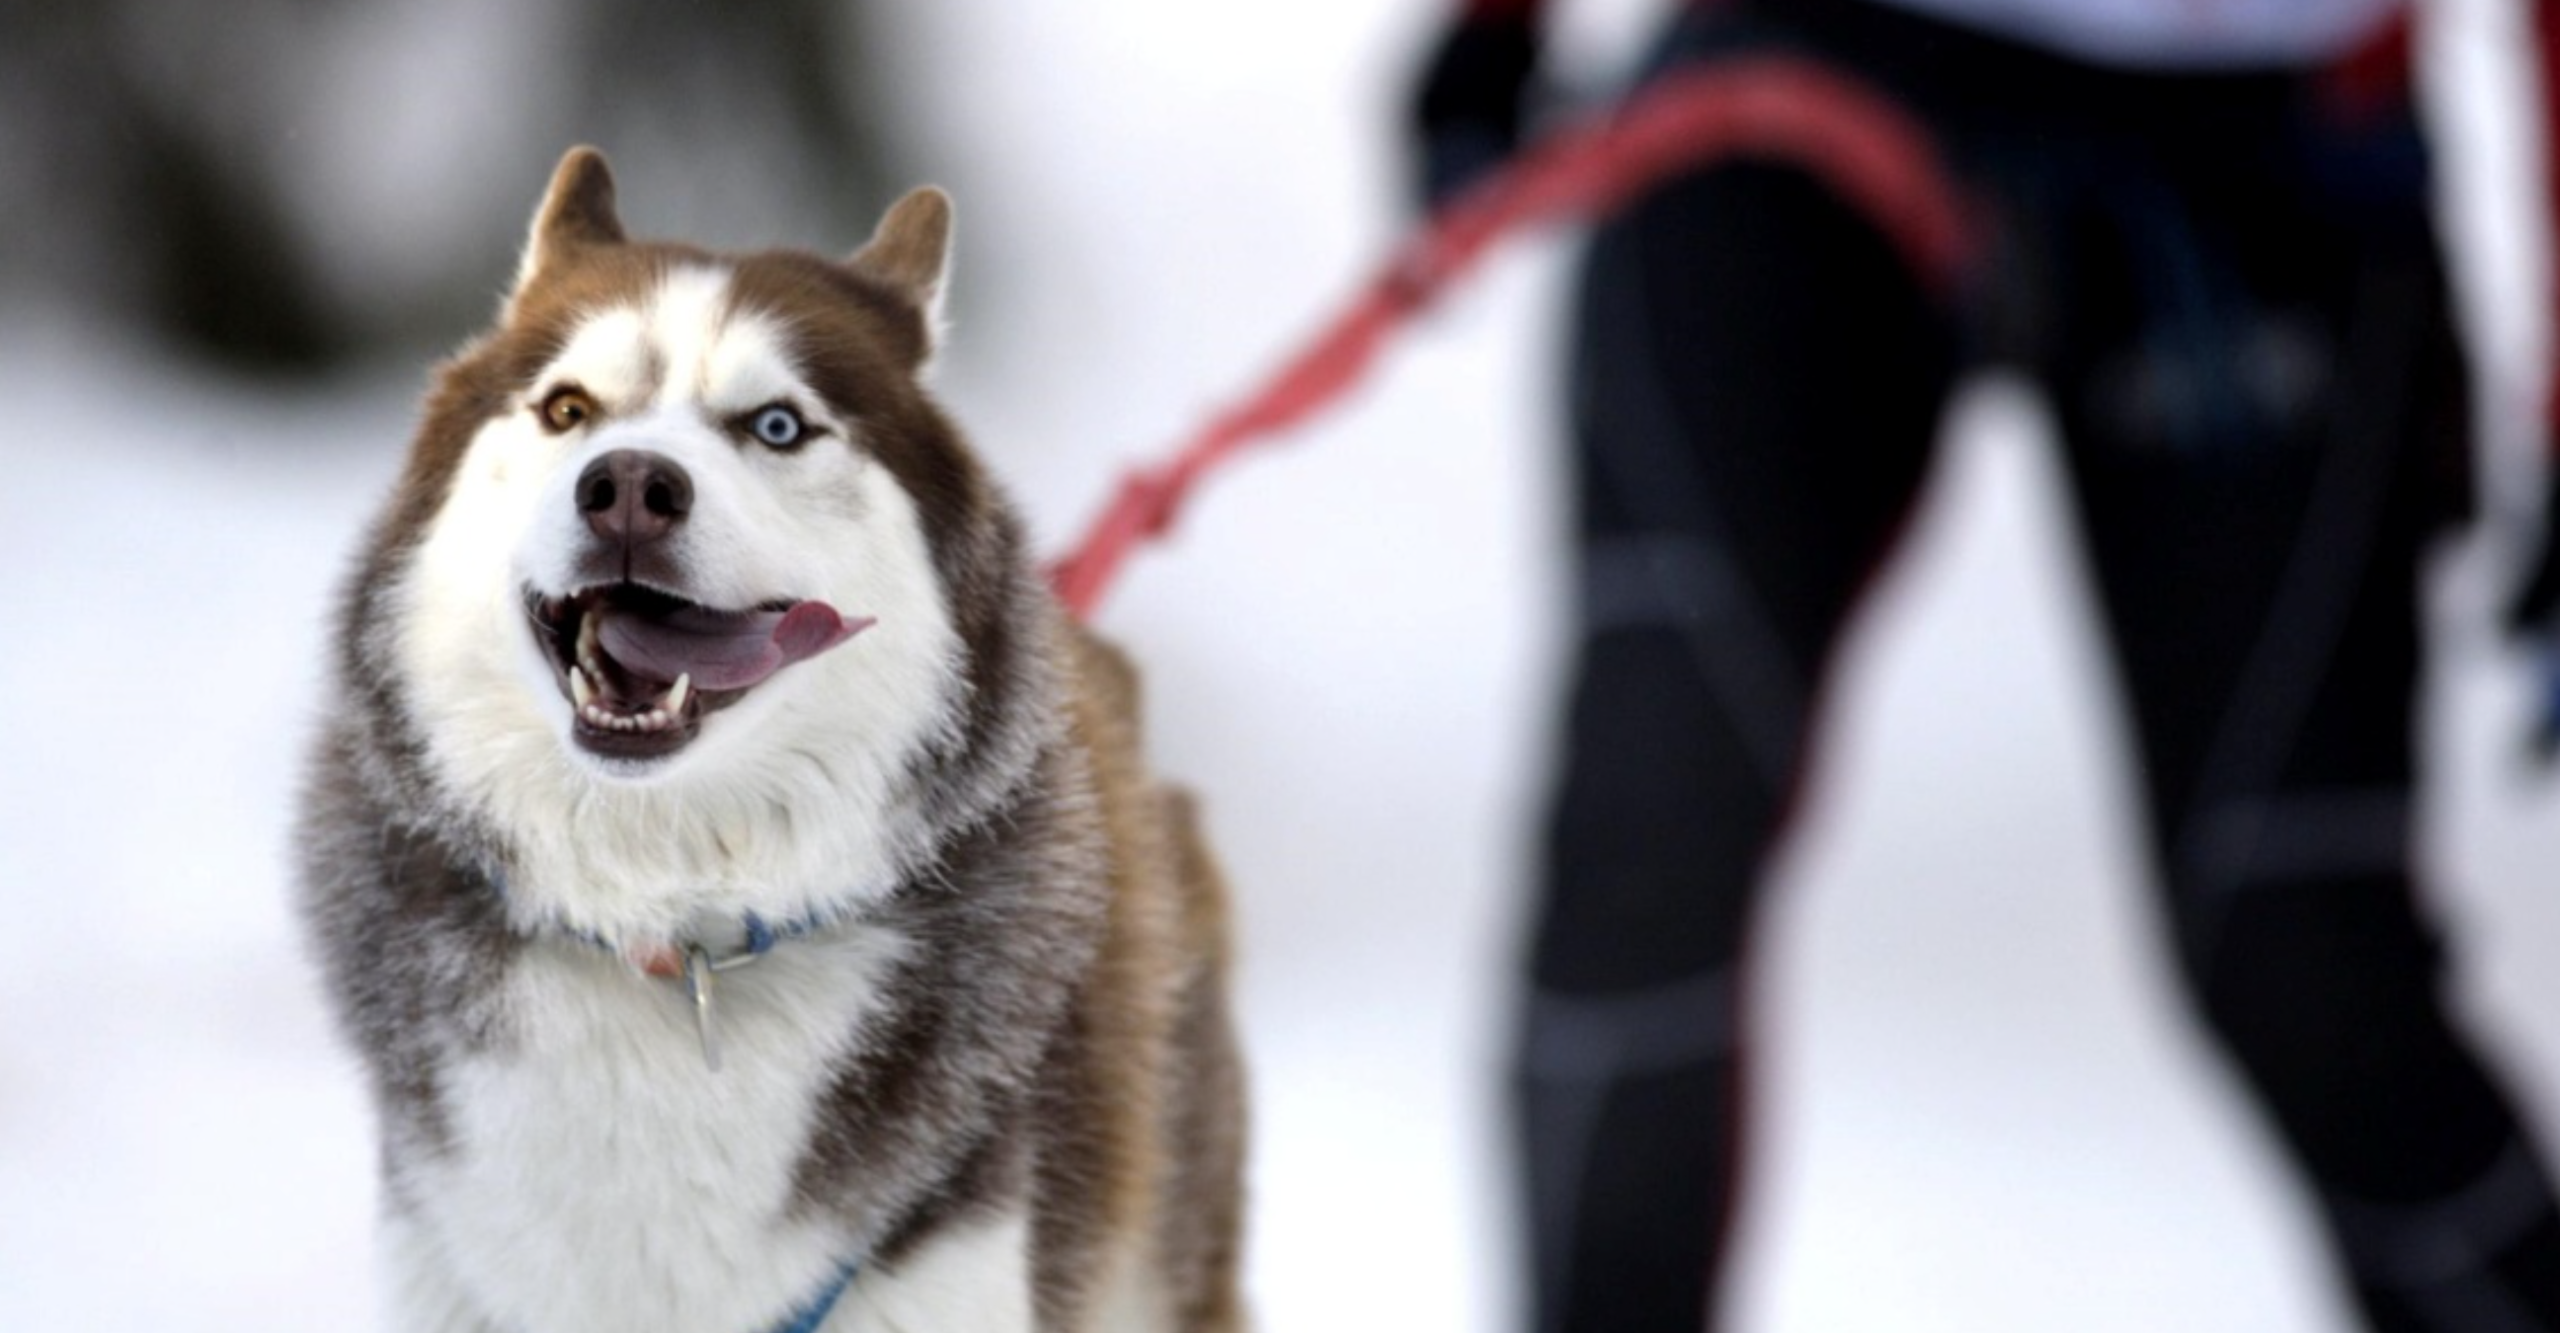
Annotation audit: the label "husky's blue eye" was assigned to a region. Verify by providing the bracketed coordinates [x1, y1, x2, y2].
[748, 405, 806, 449]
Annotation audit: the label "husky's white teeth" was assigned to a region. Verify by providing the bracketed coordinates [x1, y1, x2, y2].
[579, 701, 678, 734]
[568, 653, 688, 734]
[577, 604, 605, 679]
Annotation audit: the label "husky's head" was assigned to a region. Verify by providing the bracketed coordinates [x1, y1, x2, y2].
[344, 148, 1060, 942]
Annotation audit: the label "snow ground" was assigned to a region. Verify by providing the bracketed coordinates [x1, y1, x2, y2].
[3, 2, 2559, 1330]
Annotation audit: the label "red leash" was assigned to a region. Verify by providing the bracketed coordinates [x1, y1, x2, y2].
[1046, 57, 1980, 620]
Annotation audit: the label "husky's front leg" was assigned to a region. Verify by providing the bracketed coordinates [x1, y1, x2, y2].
[380, 1216, 504, 1333]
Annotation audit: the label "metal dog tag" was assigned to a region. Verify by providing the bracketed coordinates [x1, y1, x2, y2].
[685, 945, 723, 1073]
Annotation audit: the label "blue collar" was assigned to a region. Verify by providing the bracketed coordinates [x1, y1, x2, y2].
[768, 1258, 860, 1333]
[484, 869, 839, 964]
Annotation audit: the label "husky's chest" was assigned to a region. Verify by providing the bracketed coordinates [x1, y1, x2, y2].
[409, 931, 903, 1332]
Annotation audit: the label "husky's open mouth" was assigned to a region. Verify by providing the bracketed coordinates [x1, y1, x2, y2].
[524, 584, 872, 760]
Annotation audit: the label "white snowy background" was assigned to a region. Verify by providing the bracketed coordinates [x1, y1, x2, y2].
[5, 2, 2559, 1329]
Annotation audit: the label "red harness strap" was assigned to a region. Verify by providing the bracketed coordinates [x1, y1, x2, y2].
[1046, 56, 1981, 619]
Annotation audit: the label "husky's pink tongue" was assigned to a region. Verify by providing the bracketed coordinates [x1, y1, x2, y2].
[597, 601, 872, 691]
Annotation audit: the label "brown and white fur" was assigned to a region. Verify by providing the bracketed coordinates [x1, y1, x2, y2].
[297, 147, 1245, 1333]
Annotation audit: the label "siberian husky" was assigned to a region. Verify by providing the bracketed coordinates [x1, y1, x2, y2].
[298, 147, 1245, 1333]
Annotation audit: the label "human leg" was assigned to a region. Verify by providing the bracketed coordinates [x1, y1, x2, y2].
[2049, 201, 2560, 1331]
[1522, 157, 1956, 1333]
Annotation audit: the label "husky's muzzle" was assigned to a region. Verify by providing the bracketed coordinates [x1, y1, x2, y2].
[523, 448, 871, 764]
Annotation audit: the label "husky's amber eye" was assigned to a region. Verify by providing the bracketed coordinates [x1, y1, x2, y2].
[537, 385, 597, 434]
[746, 404, 807, 450]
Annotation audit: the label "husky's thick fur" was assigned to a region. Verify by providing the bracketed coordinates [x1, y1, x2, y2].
[297, 148, 1245, 1333]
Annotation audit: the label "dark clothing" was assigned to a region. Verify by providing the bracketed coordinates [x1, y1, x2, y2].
[1522, 2, 2560, 1330]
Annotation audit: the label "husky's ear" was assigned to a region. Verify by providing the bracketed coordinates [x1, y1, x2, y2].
[513, 146, 625, 293]
[846, 187, 954, 333]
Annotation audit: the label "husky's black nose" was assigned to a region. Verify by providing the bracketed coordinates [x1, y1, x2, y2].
[577, 450, 693, 547]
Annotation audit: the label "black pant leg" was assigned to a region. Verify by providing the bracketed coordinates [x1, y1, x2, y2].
[2047, 206, 2560, 1332]
[1524, 159, 1956, 1333]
